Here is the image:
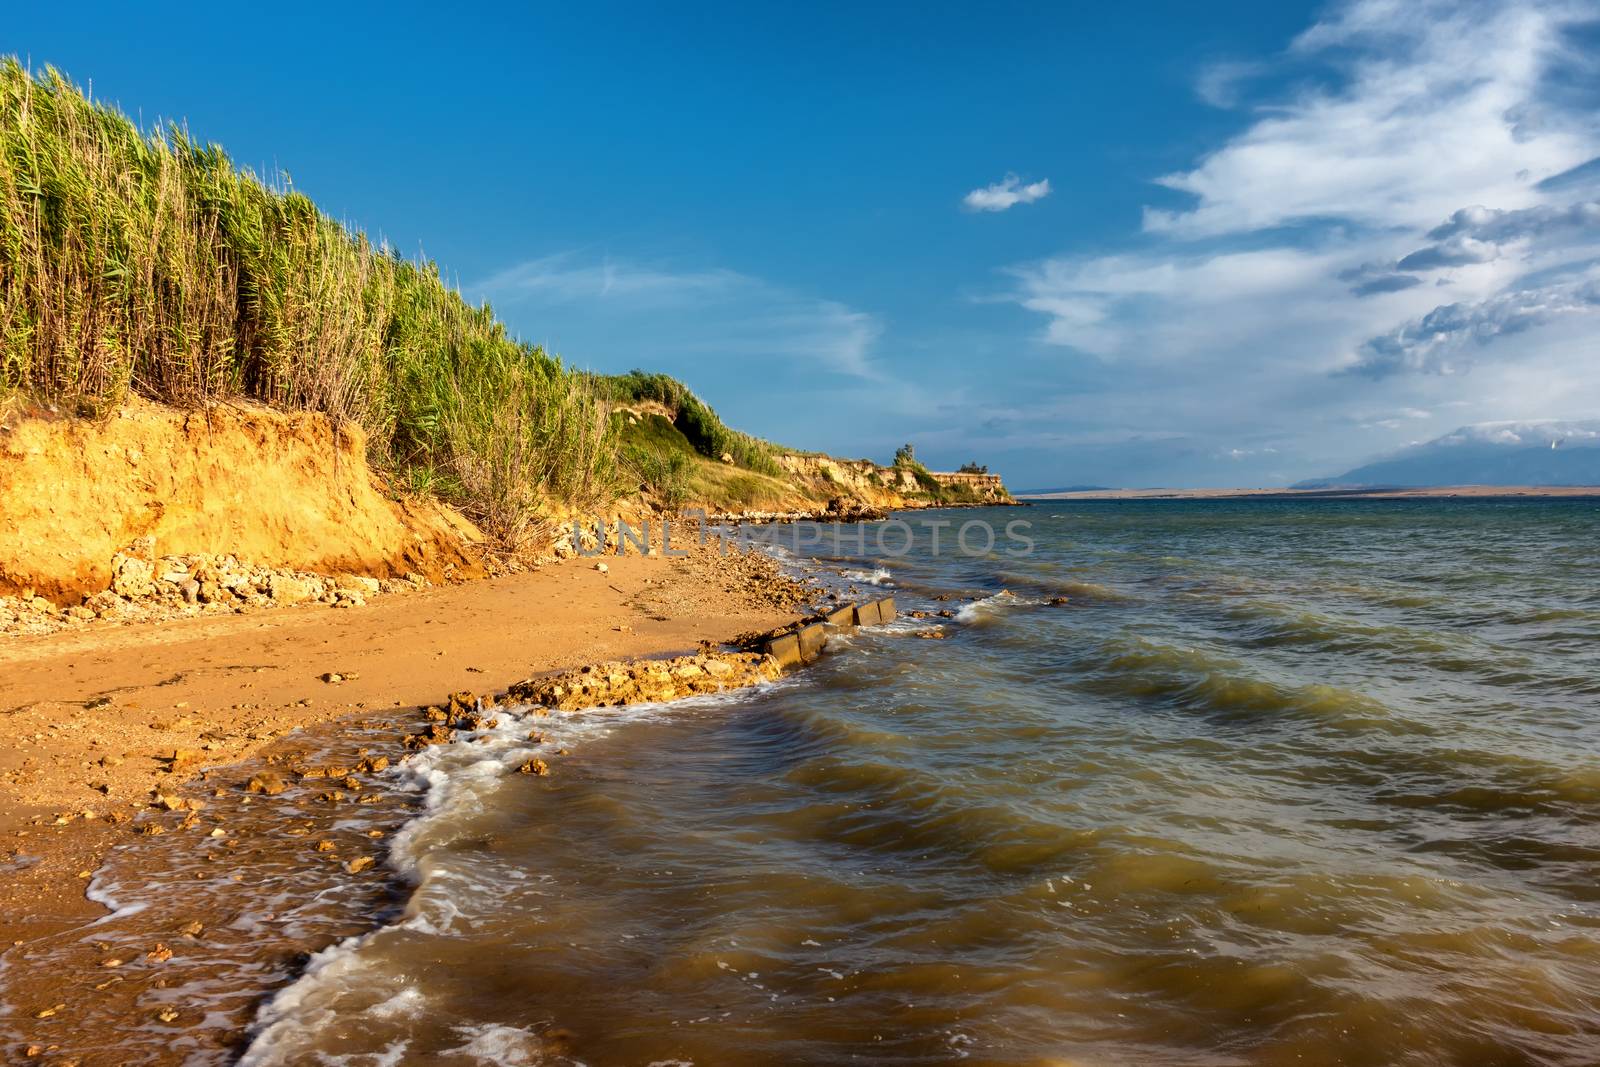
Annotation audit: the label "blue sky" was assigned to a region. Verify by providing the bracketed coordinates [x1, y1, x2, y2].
[9, 0, 1600, 488]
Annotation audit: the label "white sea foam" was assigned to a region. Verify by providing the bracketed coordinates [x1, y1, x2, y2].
[955, 589, 1021, 623]
[239, 687, 778, 1065]
[839, 565, 893, 586]
[438, 1023, 546, 1063]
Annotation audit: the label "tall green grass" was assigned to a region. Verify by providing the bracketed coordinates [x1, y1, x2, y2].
[0, 60, 616, 549]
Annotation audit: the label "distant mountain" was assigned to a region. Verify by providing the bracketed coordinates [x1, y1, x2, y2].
[1298, 421, 1600, 488]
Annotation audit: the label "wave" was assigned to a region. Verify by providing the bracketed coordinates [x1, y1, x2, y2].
[238, 692, 717, 1065]
[1080, 635, 1413, 737]
[993, 570, 1132, 603]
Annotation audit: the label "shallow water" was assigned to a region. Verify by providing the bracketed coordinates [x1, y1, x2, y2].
[43, 500, 1600, 1065]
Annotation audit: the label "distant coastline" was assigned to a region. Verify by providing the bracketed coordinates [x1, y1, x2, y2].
[1019, 484, 1600, 501]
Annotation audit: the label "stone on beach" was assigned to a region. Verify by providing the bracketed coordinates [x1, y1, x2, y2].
[509, 651, 781, 711]
[245, 771, 286, 795]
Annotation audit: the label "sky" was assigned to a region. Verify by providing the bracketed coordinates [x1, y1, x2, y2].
[8, 0, 1600, 489]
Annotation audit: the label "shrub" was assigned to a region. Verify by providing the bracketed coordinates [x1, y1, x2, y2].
[602, 369, 781, 476]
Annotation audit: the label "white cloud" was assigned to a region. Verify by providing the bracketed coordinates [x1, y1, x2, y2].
[478, 253, 739, 307]
[1194, 60, 1266, 108]
[477, 253, 886, 381]
[1145, 0, 1595, 238]
[963, 173, 1052, 212]
[1349, 270, 1600, 377]
[986, 0, 1600, 485]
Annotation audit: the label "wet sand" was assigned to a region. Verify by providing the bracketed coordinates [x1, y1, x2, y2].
[0, 542, 804, 946]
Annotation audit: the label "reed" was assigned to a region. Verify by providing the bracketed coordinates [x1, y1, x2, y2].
[0, 59, 618, 543]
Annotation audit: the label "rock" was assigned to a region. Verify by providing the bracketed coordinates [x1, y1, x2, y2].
[358, 755, 389, 773]
[85, 590, 127, 618]
[314, 839, 337, 852]
[720, 452, 734, 464]
[321, 672, 344, 684]
[344, 856, 375, 874]
[518, 758, 550, 776]
[245, 770, 287, 795]
[64, 605, 95, 621]
[336, 575, 382, 596]
[1049, 596, 1070, 606]
[510, 651, 781, 709]
[146, 943, 173, 962]
[403, 723, 453, 749]
[593, 562, 609, 573]
[197, 579, 231, 604]
[267, 574, 314, 605]
[110, 555, 154, 599]
[914, 628, 949, 640]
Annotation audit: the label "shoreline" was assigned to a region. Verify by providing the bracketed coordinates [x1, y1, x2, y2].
[0, 508, 965, 1064]
[0, 540, 811, 948]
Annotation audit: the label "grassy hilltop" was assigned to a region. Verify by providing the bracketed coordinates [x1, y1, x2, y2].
[0, 61, 1000, 549]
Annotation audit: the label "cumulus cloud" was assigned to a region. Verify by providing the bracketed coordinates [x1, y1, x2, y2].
[1394, 236, 1502, 270]
[1143, 0, 1594, 238]
[1425, 200, 1600, 243]
[986, 0, 1600, 485]
[1348, 274, 1600, 377]
[963, 174, 1051, 212]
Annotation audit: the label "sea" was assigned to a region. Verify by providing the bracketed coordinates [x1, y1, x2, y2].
[11, 499, 1600, 1066]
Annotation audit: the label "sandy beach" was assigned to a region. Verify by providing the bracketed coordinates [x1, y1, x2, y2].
[0, 542, 805, 947]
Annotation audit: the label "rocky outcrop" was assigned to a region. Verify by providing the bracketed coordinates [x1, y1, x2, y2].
[771, 453, 1013, 509]
[773, 454, 919, 502]
[925, 471, 1010, 501]
[510, 651, 783, 710]
[0, 540, 429, 636]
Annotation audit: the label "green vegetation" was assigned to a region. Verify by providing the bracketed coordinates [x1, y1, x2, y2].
[0, 60, 614, 548]
[0, 61, 1006, 536]
[615, 410, 796, 512]
[601, 370, 782, 476]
